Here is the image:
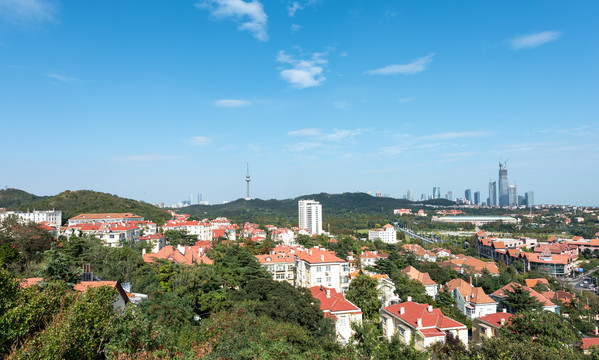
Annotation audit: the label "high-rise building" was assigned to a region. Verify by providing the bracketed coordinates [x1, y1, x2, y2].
[465, 189, 472, 203]
[508, 183, 518, 206]
[525, 191, 534, 208]
[498, 163, 509, 207]
[298, 199, 323, 235]
[406, 189, 413, 202]
[432, 187, 441, 199]
[474, 191, 480, 205]
[446, 191, 453, 201]
[488, 181, 497, 206]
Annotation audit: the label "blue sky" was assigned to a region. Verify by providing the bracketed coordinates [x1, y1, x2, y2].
[1, 0, 598, 206]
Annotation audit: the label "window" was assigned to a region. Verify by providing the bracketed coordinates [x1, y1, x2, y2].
[316, 278, 322, 284]
[342, 276, 349, 284]
[317, 266, 322, 272]
[479, 325, 488, 337]
[342, 265, 349, 272]
[287, 265, 294, 271]
[325, 266, 331, 272]
[326, 277, 332, 284]
[276, 264, 285, 271]
[276, 273, 285, 280]
[338, 316, 347, 328]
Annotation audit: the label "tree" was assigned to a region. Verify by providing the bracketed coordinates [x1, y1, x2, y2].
[37, 247, 80, 286]
[164, 230, 197, 246]
[428, 332, 470, 360]
[500, 284, 543, 313]
[500, 310, 581, 350]
[345, 272, 381, 320]
[209, 244, 270, 290]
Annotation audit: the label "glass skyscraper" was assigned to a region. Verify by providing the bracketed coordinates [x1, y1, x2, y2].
[488, 181, 497, 206]
[498, 163, 509, 207]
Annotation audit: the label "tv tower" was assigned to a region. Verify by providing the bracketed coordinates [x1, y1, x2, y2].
[245, 161, 252, 200]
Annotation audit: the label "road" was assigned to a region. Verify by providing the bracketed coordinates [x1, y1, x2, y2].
[395, 226, 435, 244]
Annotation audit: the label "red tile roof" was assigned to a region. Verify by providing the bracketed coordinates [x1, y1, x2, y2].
[582, 338, 599, 349]
[20, 277, 43, 288]
[401, 266, 437, 286]
[310, 286, 361, 314]
[492, 282, 554, 307]
[477, 312, 514, 327]
[73, 281, 130, 303]
[297, 247, 344, 264]
[382, 301, 466, 332]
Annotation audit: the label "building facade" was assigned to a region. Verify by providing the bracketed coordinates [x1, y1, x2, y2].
[0, 209, 62, 226]
[298, 200, 323, 235]
[498, 163, 509, 207]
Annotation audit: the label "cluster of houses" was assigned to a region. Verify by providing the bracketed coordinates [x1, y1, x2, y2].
[475, 230, 599, 277]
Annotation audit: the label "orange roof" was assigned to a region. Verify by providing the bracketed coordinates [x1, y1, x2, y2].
[492, 282, 554, 307]
[582, 338, 599, 350]
[73, 281, 130, 303]
[296, 247, 344, 264]
[449, 256, 499, 275]
[255, 253, 295, 264]
[524, 278, 549, 288]
[143, 245, 213, 266]
[401, 266, 437, 286]
[71, 213, 142, 220]
[446, 278, 495, 305]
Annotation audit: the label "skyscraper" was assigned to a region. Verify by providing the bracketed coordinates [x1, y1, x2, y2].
[508, 183, 518, 206]
[432, 187, 441, 199]
[465, 189, 472, 203]
[474, 191, 480, 205]
[525, 191, 535, 207]
[446, 191, 453, 201]
[498, 163, 509, 207]
[406, 189, 413, 202]
[298, 199, 323, 235]
[488, 180, 497, 206]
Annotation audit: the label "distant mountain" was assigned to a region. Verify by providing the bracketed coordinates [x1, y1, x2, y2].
[0, 189, 50, 209]
[183, 192, 455, 224]
[9, 189, 171, 225]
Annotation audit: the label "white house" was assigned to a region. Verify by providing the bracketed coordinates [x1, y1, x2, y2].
[368, 224, 397, 244]
[380, 299, 468, 351]
[310, 286, 362, 344]
[295, 247, 350, 293]
[401, 266, 438, 298]
[445, 278, 497, 320]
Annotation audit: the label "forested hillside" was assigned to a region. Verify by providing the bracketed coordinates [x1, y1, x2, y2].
[0, 189, 49, 209]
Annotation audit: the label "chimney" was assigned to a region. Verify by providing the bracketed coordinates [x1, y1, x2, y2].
[428, 305, 433, 312]
[469, 276, 472, 286]
[502, 308, 507, 313]
[321, 254, 325, 261]
[326, 289, 331, 298]
[407, 296, 412, 302]
[400, 307, 405, 315]
[417, 318, 422, 328]
[500, 318, 505, 326]
[142, 248, 146, 257]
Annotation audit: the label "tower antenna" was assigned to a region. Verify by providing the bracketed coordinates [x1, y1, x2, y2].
[245, 161, 252, 200]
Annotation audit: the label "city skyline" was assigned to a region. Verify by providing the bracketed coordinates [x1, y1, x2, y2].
[1, 1, 598, 206]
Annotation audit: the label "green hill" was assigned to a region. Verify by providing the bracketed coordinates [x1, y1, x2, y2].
[0, 188, 49, 209]
[182, 192, 455, 226]
[15, 190, 171, 225]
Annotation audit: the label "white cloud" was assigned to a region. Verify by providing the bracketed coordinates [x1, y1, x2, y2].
[420, 131, 490, 141]
[277, 50, 328, 88]
[190, 136, 211, 146]
[333, 100, 351, 110]
[287, 128, 322, 136]
[324, 129, 363, 141]
[286, 142, 323, 152]
[397, 97, 414, 103]
[113, 154, 182, 162]
[47, 73, 79, 83]
[0, 0, 56, 24]
[196, 0, 268, 41]
[365, 53, 434, 76]
[290, 23, 302, 32]
[286, 0, 318, 17]
[508, 31, 561, 50]
[214, 99, 251, 108]
[339, 51, 348, 57]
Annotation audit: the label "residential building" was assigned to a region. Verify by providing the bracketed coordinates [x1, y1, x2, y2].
[491, 282, 559, 313]
[73, 281, 130, 310]
[380, 299, 468, 350]
[255, 253, 295, 285]
[349, 272, 398, 307]
[368, 224, 397, 244]
[439, 255, 499, 277]
[359, 251, 388, 268]
[295, 247, 350, 293]
[471, 311, 513, 343]
[163, 220, 212, 240]
[68, 213, 143, 226]
[139, 233, 166, 253]
[298, 200, 323, 235]
[401, 266, 438, 298]
[0, 209, 62, 226]
[394, 208, 411, 216]
[310, 286, 362, 344]
[446, 278, 497, 319]
[143, 245, 213, 266]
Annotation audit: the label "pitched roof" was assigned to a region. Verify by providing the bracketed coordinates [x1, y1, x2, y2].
[524, 278, 549, 288]
[382, 301, 466, 332]
[296, 247, 345, 264]
[477, 312, 514, 327]
[582, 338, 599, 350]
[73, 281, 130, 304]
[450, 256, 500, 275]
[309, 286, 361, 313]
[401, 266, 437, 286]
[20, 277, 43, 288]
[446, 278, 495, 305]
[255, 253, 295, 264]
[143, 245, 213, 266]
[70, 213, 142, 220]
[491, 282, 555, 307]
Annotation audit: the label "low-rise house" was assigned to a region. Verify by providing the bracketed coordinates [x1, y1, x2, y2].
[271, 228, 295, 244]
[402, 244, 437, 262]
[295, 247, 351, 293]
[73, 281, 130, 310]
[139, 233, 166, 253]
[394, 209, 411, 216]
[310, 286, 362, 344]
[440, 255, 499, 277]
[368, 224, 397, 244]
[520, 250, 575, 277]
[471, 311, 513, 343]
[380, 299, 468, 350]
[401, 266, 438, 298]
[446, 278, 497, 319]
[255, 253, 295, 285]
[68, 213, 143, 226]
[582, 338, 599, 354]
[491, 282, 559, 314]
[163, 220, 211, 241]
[360, 251, 388, 268]
[349, 271, 398, 307]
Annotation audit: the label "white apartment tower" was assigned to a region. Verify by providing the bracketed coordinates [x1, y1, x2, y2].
[298, 199, 323, 235]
